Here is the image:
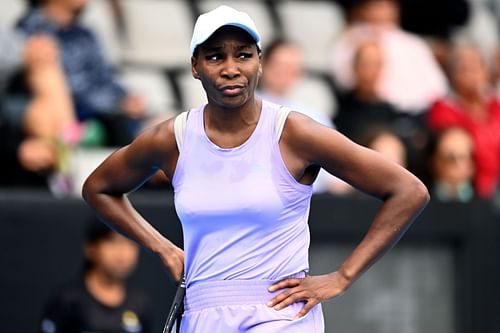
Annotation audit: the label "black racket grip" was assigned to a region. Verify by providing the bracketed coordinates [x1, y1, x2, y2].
[163, 277, 186, 333]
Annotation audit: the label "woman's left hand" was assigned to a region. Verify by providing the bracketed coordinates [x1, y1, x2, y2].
[266, 272, 349, 319]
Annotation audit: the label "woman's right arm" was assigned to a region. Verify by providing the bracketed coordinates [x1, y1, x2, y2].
[82, 119, 184, 282]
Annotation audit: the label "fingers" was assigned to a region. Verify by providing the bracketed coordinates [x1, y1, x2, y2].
[294, 300, 317, 319]
[267, 285, 316, 310]
[267, 288, 320, 319]
[266, 276, 322, 319]
[268, 278, 302, 292]
[267, 288, 302, 310]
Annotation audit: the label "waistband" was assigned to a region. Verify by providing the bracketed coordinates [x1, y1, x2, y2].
[184, 272, 306, 312]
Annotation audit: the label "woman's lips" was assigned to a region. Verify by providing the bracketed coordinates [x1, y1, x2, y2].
[220, 85, 244, 96]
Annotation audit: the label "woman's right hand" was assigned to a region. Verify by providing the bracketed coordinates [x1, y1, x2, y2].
[158, 245, 185, 283]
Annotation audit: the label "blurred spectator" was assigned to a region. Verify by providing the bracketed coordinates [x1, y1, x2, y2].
[359, 126, 407, 168]
[0, 25, 69, 138]
[0, 116, 52, 187]
[258, 38, 333, 125]
[258, 38, 342, 194]
[334, 41, 399, 142]
[426, 127, 475, 202]
[16, 0, 147, 146]
[334, 40, 428, 173]
[39, 219, 152, 333]
[0, 25, 73, 187]
[337, 0, 469, 68]
[336, 126, 408, 195]
[452, 1, 498, 70]
[331, 0, 448, 114]
[428, 43, 500, 198]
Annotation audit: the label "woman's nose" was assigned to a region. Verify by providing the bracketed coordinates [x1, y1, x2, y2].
[221, 57, 240, 79]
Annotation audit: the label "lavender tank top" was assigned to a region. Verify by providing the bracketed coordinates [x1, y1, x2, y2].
[172, 100, 313, 287]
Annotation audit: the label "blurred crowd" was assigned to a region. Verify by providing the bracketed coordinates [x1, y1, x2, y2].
[1, 0, 500, 203]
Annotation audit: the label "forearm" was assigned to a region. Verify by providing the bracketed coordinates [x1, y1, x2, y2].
[82, 184, 174, 256]
[334, 180, 429, 286]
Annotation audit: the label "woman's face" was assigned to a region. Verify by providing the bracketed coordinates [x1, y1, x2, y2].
[191, 26, 262, 109]
[433, 129, 474, 186]
[261, 44, 303, 97]
[449, 47, 489, 97]
[353, 42, 384, 94]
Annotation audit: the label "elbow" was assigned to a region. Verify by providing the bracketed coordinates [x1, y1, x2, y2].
[81, 173, 100, 205]
[81, 176, 93, 204]
[410, 178, 431, 212]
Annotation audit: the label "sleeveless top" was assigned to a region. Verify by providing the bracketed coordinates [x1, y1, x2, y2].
[172, 100, 313, 287]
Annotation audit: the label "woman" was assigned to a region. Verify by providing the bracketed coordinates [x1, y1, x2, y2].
[83, 5, 429, 332]
[428, 43, 500, 199]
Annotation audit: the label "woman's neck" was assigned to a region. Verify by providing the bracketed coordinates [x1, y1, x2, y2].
[205, 98, 262, 133]
[456, 93, 487, 121]
[354, 87, 380, 103]
[203, 98, 262, 148]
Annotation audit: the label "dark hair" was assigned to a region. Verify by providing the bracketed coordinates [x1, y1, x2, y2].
[82, 218, 114, 272]
[262, 38, 292, 64]
[85, 218, 114, 245]
[358, 125, 400, 149]
[27, 0, 43, 7]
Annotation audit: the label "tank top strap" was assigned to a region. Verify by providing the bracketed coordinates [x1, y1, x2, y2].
[174, 110, 189, 151]
[275, 106, 292, 142]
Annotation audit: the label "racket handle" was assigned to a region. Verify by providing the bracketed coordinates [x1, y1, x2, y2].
[163, 277, 186, 333]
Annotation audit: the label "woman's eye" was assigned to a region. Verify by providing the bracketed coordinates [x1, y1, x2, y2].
[238, 53, 252, 59]
[206, 54, 221, 61]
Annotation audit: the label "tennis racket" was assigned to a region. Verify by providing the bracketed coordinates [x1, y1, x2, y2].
[162, 277, 186, 333]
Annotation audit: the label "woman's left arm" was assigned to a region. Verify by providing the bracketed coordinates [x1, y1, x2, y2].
[267, 112, 430, 318]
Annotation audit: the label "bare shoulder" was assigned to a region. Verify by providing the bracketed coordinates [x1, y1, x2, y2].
[281, 111, 340, 142]
[280, 111, 345, 162]
[281, 111, 318, 137]
[124, 117, 177, 158]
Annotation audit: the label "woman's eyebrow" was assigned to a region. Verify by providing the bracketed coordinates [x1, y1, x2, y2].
[203, 43, 254, 53]
[203, 46, 224, 53]
[236, 44, 254, 51]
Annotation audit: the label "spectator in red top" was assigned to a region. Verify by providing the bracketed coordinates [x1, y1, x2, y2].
[428, 43, 500, 198]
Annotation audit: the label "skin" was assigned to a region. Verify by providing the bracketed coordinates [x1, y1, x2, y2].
[446, 45, 491, 122]
[23, 35, 76, 139]
[260, 42, 303, 97]
[17, 138, 56, 172]
[44, 0, 146, 118]
[83, 26, 429, 319]
[353, 41, 384, 102]
[432, 128, 474, 187]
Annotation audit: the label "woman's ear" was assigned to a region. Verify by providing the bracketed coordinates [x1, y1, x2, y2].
[191, 56, 200, 79]
[258, 63, 263, 78]
[83, 243, 94, 261]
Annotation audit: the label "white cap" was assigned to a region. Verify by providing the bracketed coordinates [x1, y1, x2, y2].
[190, 5, 262, 56]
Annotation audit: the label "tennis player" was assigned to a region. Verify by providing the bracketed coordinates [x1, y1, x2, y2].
[83, 5, 429, 332]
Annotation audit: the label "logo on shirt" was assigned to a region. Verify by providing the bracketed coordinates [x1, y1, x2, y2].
[41, 319, 56, 333]
[122, 310, 142, 333]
